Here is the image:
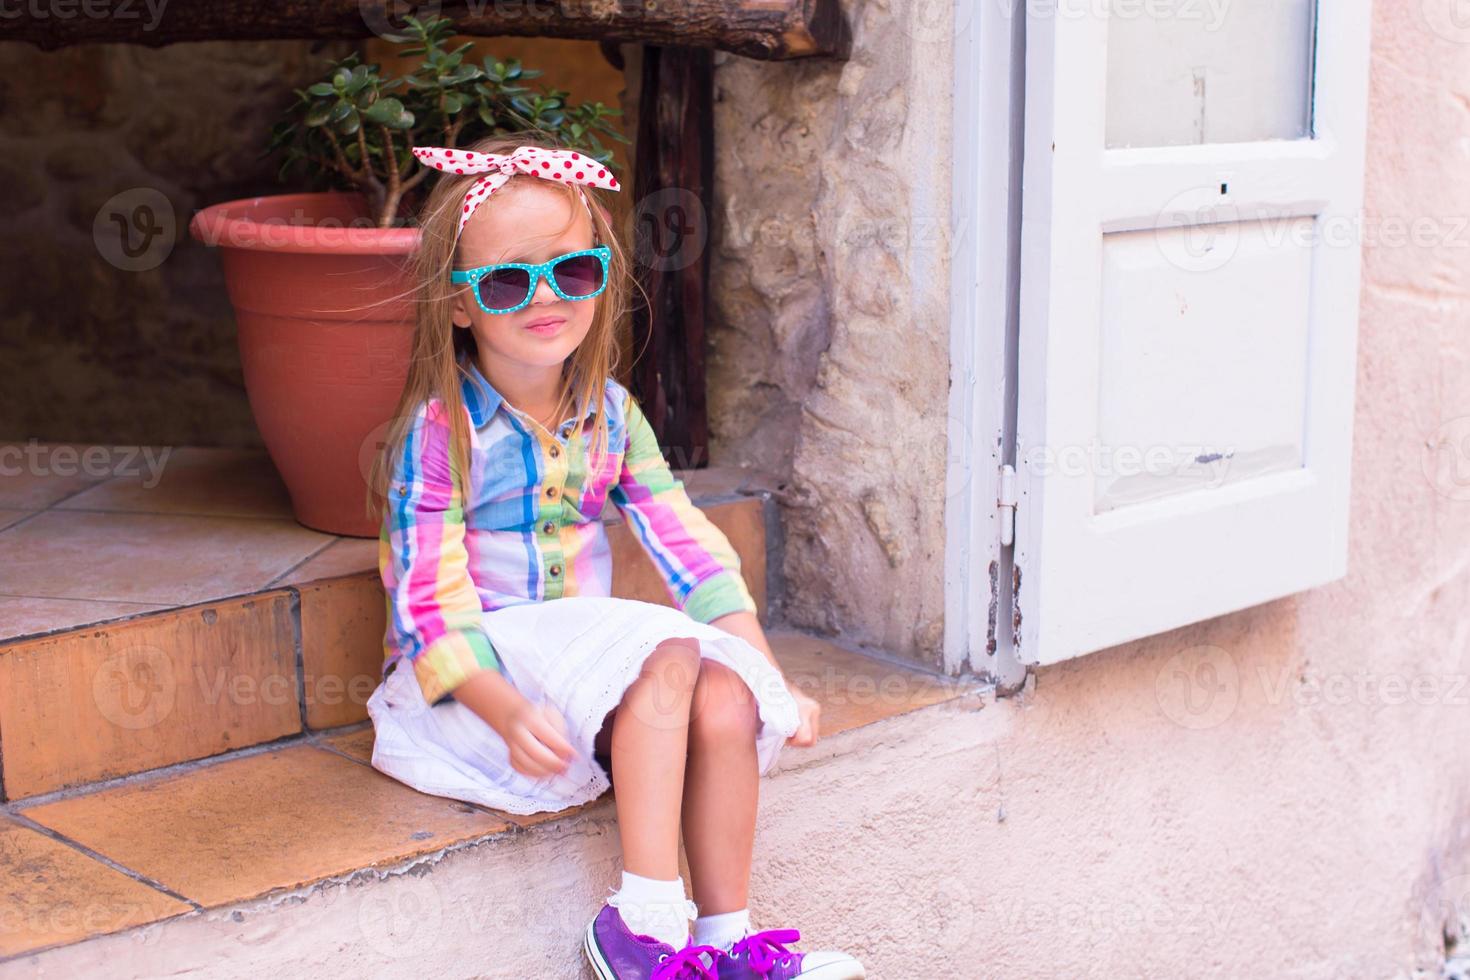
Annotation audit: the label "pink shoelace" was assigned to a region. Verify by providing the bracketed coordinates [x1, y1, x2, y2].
[728, 928, 802, 974]
[648, 937, 723, 980]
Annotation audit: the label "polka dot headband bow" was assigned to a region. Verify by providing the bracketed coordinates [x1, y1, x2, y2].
[410, 144, 621, 241]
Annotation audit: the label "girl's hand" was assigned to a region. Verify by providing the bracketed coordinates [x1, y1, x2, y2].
[452, 670, 578, 778]
[500, 696, 578, 779]
[705, 610, 821, 746]
[785, 683, 821, 747]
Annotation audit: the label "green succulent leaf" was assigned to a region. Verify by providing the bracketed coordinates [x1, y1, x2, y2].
[265, 11, 627, 226]
[363, 97, 405, 124]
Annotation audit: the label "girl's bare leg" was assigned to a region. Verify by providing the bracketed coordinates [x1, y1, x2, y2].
[681, 658, 761, 915]
[605, 637, 702, 879]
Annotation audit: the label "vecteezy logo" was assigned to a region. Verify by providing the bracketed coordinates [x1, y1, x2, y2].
[357, 875, 445, 959]
[93, 188, 176, 273]
[904, 0, 972, 45]
[1153, 186, 1242, 274]
[1423, 415, 1470, 501]
[358, 0, 443, 41]
[1155, 644, 1240, 730]
[930, 875, 977, 953]
[629, 187, 708, 273]
[1421, 0, 1470, 44]
[92, 645, 177, 730]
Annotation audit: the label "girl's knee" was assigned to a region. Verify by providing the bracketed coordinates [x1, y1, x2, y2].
[615, 639, 702, 732]
[690, 660, 758, 741]
[636, 636, 702, 693]
[653, 635, 700, 656]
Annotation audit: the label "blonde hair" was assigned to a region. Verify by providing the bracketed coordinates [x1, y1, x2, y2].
[365, 132, 631, 525]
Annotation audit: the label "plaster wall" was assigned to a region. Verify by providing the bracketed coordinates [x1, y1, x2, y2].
[708, 1, 1470, 972]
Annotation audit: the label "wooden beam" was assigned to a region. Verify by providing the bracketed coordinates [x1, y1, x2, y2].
[4, 1, 852, 61]
[628, 44, 714, 467]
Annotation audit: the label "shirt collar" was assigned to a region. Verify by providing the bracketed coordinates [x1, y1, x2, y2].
[459, 355, 503, 428]
[458, 353, 600, 432]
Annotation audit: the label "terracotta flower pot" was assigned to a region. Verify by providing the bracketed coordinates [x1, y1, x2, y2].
[190, 192, 418, 537]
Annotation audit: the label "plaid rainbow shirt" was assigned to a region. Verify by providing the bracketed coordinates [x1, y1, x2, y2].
[379, 354, 758, 705]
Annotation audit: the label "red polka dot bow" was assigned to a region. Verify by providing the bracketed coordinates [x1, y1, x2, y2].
[411, 144, 621, 241]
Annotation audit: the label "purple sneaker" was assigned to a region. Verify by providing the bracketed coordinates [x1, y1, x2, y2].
[584, 901, 723, 979]
[714, 927, 866, 979]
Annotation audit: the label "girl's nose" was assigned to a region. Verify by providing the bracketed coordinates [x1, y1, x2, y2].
[530, 273, 561, 305]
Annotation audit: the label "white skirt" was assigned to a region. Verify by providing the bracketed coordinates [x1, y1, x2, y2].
[365, 596, 803, 815]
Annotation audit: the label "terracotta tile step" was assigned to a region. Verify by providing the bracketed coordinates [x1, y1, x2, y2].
[0, 630, 983, 966]
[0, 443, 780, 801]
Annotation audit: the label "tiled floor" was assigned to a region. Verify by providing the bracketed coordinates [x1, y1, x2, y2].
[0, 630, 979, 961]
[0, 446, 345, 642]
[0, 817, 191, 959]
[0, 443, 781, 643]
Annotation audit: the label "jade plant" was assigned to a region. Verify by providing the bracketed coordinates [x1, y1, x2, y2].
[264, 14, 629, 228]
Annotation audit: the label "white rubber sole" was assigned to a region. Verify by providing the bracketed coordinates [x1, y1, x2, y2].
[795, 955, 867, 979]
[584, 919, 616, 979]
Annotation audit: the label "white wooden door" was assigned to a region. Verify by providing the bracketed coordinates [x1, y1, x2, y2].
[1012, 1, 1374, 664]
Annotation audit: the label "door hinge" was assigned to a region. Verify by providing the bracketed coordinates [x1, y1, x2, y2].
[998, 463, 1017, 547]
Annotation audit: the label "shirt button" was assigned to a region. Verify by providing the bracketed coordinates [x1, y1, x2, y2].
[542, 520, 555, 534]
[549, 445, 560, 459]
[549, 563, 562, 577]
[545, 485, 558, 499]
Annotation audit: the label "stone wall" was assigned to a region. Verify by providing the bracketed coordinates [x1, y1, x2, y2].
[707, 0, 952, 665]
[0, 36, 624, 450]
[0, 40, 353, 447]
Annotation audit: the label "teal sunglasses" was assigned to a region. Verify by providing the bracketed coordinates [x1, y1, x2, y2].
[451, 245, 611, 315]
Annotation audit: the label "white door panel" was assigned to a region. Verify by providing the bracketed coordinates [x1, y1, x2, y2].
[1013, 0, 1372, 664]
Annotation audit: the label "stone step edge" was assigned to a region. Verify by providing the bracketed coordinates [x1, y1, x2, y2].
[0, 493, 776, 799]
[0, 678, 992, 972]
[0, 472, 778, 649]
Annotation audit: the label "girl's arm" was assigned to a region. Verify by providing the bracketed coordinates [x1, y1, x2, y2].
[381, 398, 504, 706]
[605, 387, 823, 743]
[606, 390, 820, 745]
[608, 391, 761, 627]
[383, 398, 575, 773]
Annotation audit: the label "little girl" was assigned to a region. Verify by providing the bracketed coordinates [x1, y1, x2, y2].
[363, 135, 867, 980]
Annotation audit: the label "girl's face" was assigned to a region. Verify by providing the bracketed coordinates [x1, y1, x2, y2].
[450, 180, 598, 375]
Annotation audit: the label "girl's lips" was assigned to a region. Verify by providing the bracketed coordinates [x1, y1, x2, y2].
[524, 316, 566, 334]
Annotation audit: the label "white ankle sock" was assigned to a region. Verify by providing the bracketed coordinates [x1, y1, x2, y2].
[693, 908, 750, 951]
[609, 870, 694, 949]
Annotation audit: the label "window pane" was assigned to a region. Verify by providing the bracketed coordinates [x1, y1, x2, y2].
[1105, 0, 1317, 148]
